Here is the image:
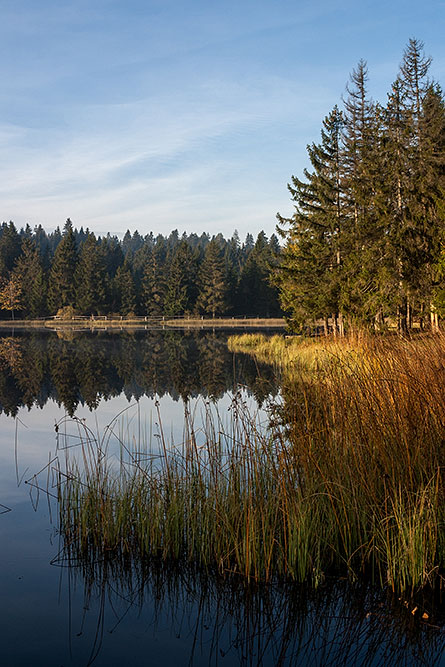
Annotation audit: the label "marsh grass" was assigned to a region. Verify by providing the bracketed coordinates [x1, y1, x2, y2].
[52, 333, 444, 596]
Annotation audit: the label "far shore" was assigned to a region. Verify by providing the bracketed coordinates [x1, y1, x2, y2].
[0, 316, 286, 330]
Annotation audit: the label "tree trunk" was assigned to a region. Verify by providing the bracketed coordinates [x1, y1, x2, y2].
[374, 308, 384, 331]
[430, 303, 439, 332]
[398, 300, 408, 335]
[338, 312, 345, 337]
[419, 301, 425, 330]
[407, 296, 413, 330]
[323, 317, 329, 336]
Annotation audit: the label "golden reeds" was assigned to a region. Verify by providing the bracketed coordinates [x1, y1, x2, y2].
[55, 333, 444, 595]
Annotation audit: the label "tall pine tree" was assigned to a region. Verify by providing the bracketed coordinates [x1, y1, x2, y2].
[276, 106, 345, 332]
[47, 219, 78, 314]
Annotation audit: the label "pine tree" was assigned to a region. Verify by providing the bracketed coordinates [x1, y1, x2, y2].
[416, 83, 445, 327]
[276, 106, 346, 331]
[114, 259, 136, 315]
[242, 233, 254, 260]
[163, 240, 198, 316]
[378, 78, 412, 324]
[238, 232, 281, 317]
[47, 219, 78, 314]
[395, 39, 439, 330]
[75, 232, 106, 314]
[0, 222, 22, 278]
[13, 238, 47, 317]
[275, 39, 444, 332]
[142, 238, 167, 316]
[196, 239, 227, 317]
[340, 61, 385, 326]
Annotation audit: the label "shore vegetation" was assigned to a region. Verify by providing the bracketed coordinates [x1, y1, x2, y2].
[52, 331, 444, 596]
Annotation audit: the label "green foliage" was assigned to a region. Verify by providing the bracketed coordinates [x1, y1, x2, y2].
[164, 240, 198, 316]
[0, 221, 282, 319]
[75, 232, 106, 314]
[47, 219, 78, 314]
[13, 238, 47, 317]
[276, 106, 344, 329]
[0, 222, 22, 277]
[276, 39, 445, 333]
[141, 238, 167, 316]
[238, 232, 281, 316]
[196, 239, 228, 317]
[113, 260, 136, 316]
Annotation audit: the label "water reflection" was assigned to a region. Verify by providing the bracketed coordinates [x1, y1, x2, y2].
[1, 329, 444, 666]
[0, 329, 279, 416]
[51, 555, 445, 666]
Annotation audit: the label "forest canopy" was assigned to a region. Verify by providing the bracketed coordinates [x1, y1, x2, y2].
[0, 220, 281, 319]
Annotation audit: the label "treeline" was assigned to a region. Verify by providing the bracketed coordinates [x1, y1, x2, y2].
[0, 221, 281, 319]
[276, 39, 445, 334]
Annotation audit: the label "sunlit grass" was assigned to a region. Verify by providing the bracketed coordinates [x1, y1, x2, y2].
[54, 332, 444, 596]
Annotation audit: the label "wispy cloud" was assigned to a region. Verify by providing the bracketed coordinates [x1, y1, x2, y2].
[0, 70, 327, 236]
[0, 0, 443, 237]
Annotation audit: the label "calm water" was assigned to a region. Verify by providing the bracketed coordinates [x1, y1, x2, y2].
[0, 328, 443, 667]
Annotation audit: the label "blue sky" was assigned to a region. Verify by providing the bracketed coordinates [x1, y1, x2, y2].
[0, 0, 444, 240]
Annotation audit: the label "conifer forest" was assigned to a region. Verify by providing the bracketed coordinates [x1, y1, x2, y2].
[0, 221, 281, 320]
[0, 39, 444, 332]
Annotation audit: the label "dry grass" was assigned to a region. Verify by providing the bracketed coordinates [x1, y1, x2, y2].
[53, 332, 444, 595]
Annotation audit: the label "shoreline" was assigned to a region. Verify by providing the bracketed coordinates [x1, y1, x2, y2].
[0, 317, 286, 330]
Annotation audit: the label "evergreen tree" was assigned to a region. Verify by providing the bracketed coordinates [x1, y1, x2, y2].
[238, 232, 281, 317]
[276, 107, 346, 331]
[275, 39, 444, 332]
[196, 239, 227, 317]
[114, 259, 136, 315]
[414, 83, 445, 325]
[392, 39, 431, 329]
[142, 237, 167, 316]
[378, 78, 413, 324]
[101, 234, 124, 279]
[164, 240, 198, 315]
[48, 226, 62, 258]
[242, 233, 254, 260]
[122, 230, 133, 258]
[47, 219, 78, 314]
[340, 61, 385, 326]
[0, 222, 22, 278]
[12, 238, 47, 317]
[33, 224, 51, 270]
[223, 242, 238, 313]
[75, 232, 106, 314]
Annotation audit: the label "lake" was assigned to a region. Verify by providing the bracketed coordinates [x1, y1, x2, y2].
[0, 328, 443, 666]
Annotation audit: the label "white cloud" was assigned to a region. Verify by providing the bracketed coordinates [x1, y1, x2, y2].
[0, 72, 322, 237]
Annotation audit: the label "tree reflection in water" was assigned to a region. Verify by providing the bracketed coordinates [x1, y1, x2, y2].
[0, 329, 279, 416]
[7, 328, 443, 666]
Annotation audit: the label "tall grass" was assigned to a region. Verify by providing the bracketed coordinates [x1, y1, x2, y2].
[54, 333, 444, 595]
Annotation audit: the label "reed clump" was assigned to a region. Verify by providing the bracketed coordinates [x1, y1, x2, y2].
[55, 333, 444, 595]
[228, 332, 363, 369]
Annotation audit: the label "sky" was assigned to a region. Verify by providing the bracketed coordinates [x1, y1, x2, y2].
[0, 0, 444, 241]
